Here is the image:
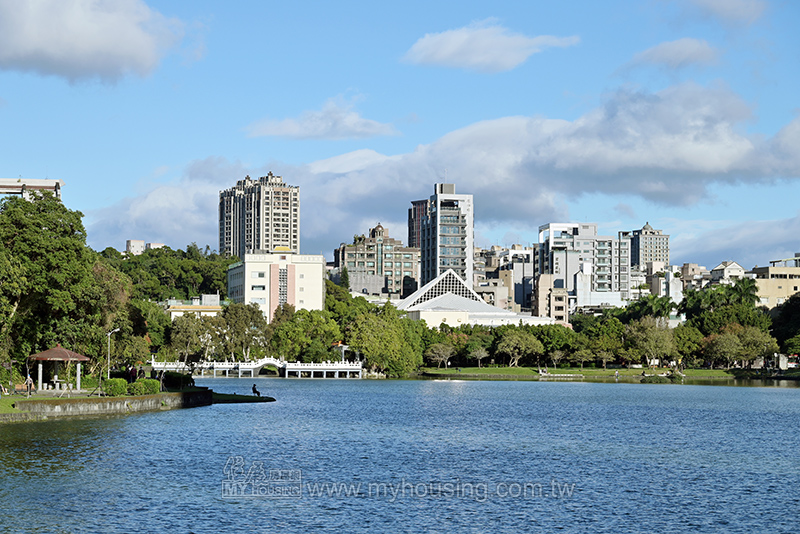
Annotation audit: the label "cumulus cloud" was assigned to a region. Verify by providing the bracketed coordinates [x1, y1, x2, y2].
[680, 0, 767, 25]
[669, 214, 800, 268]
[86, 157, 249, 251]
[247, 98, 398, 140]
[626, 38, 718, 70]
[402, 19, 579, 73]
[0, 0, 183, 82]
[88, 83, 800, 263]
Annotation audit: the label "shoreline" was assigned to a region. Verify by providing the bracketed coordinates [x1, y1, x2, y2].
[0, 388, 275, 424]
[418, 370, 799, 383]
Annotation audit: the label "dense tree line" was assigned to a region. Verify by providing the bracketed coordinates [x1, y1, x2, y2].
[2, 193, 798, 382]
[100, 243, 237, 301]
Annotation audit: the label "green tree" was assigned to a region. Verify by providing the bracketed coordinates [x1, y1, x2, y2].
[625, 317, 676, 368]
[672, 323, 704, 368]
[425, 343, 455, 368]
[0, 192, 124, 368]
[347, 310, 422, 377]
[772, 293, 800, 348]
[497, 329, 544, 367]
[468, 347, 489, 367]
[221, 303, 267, 361]
[702, 332, 743, 369]
[734, 325, 779, 368]
[338, 267, 350, 290]
[270, 309, 341, 363]
[170, 313, 203, 362]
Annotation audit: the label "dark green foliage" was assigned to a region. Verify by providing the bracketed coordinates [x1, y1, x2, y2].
[0, 193, 133, 367]
[128, 380, 147, 396]
[679, 281, 771, 336]
[141, 378, 161, 395]
[772, 293, 800, 349]
[104, 378, 129, 396]
[161, 371, 194, 390]
[338, 267, 350, 290]
[105, 243, 237, 301]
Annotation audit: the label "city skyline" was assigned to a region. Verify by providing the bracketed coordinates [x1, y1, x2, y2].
[1, 0, 798, 269]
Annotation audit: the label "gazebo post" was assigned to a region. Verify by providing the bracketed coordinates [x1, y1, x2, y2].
[37, 363, 43, 391]
[77, 363, 81, 391]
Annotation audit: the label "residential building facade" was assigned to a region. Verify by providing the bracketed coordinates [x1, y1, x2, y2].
[417, 183, 474, 286]
[407, 199, 429, 249]
[333, 224, 420, 297]
[533, 223, 631, 319]
[219, 173, 300, 258]
[749, 257, 800, 308]
[629, 222, 670, 267]
[227, 251, 324, 322]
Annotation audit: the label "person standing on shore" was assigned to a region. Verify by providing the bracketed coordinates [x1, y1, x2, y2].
[24, 374, 33, 397]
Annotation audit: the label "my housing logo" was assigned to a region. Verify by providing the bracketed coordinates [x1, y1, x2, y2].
[221, 456, 575, 501]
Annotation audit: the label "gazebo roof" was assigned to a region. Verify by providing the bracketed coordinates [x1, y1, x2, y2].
[28, 344, 90, 362]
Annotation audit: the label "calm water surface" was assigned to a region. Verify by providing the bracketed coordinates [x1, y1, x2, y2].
[1, 379, 799, 533]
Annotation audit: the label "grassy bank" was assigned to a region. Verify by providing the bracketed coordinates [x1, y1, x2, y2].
[422, 367, 744, 379]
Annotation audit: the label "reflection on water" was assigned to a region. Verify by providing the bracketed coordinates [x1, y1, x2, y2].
[2, 379, 799, 533]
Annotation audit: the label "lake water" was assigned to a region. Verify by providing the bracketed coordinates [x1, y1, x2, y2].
[2, 378, 799, 533]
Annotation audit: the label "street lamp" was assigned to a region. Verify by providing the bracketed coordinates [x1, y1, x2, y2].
[107, 328, 120, 380]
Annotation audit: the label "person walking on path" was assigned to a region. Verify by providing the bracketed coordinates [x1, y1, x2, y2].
[24, 374, 34, 397]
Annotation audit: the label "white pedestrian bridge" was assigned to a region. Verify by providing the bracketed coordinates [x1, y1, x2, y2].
[150, 356, 363, 379]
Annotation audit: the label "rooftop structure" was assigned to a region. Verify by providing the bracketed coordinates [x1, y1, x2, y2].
[0, 178, 64, 200]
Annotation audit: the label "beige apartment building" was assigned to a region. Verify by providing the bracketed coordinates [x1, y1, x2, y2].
[749, 264, 800, 309]
[227, 251, 325, 322]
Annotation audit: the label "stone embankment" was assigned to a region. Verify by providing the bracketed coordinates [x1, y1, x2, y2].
[1, 390, 212, 423]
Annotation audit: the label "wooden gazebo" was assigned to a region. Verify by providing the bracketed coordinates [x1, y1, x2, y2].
[28, 344, 91, 391]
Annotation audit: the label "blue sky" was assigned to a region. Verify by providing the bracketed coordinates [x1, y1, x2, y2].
[1, 0, 798, 269]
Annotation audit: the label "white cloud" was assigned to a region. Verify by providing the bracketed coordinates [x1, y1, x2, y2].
[687, 0, 767, 24]
[0, 0, 183, 82]
[627, 38, 718, 69]
[88, 83, 800, 265]
[669, 214, 800, 268]
[402, 19, 579, 73]
[247, 98, 398, 140]
[87, 157, 248, 251]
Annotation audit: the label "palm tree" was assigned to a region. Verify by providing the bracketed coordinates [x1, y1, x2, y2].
[730, 277, 759, 307]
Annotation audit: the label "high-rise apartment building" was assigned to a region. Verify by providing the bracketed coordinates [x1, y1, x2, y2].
[219, 173, 300, 258]
[415, 184, 474, 286]
[533, 223, 631, 318]
[629, 222, 669, 267]
[333, 224, 420, 297]
[407, 199, 429, 249]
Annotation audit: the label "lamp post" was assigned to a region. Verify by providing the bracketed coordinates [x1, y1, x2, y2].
[107, 328, 120, 380]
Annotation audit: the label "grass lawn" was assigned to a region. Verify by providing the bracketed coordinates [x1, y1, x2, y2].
[0, 395, 23, 413]
[423, 366, 541, 376]
[423, 366, 740, 378]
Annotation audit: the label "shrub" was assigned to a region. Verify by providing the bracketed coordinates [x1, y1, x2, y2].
[141, 379, 161, 395]
[104, 378, 129, 396]
[162, 371, 194, 390]
[128, 381, 147, 396]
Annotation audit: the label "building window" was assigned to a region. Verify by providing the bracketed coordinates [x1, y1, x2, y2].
[251, 285, 265, 291]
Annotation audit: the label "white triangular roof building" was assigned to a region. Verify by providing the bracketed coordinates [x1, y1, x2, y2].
[399, 269, 555, 328]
